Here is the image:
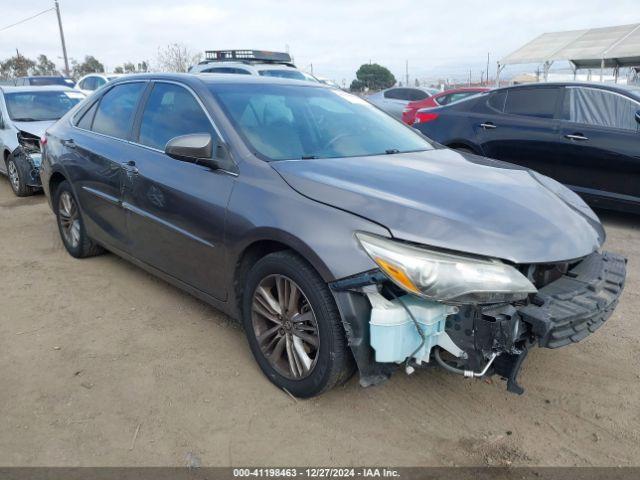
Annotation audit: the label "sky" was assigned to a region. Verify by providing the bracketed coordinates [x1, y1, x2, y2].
[0, 0, 638, 85]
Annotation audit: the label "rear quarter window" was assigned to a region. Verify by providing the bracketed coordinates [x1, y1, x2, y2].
[487, 91, 507, 112]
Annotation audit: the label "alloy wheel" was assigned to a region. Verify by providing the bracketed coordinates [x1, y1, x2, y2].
[251, 274, 320, 380]
[7, 160, 19, 192]
[58, 191, 81, 248]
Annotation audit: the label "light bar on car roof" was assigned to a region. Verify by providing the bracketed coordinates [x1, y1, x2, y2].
[204, 50, 292, 63]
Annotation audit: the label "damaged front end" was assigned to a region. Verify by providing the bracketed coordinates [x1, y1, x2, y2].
[331, 234, 627, 395]
[11, 130, 45, 188]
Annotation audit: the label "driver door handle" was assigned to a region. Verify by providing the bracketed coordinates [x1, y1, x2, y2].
[121, 160, 139, 174]
[480, 122, 497, 129]
[61, 138, 76, 149]
[565, 133, 589, 141]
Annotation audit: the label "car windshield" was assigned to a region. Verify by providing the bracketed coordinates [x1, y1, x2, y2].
[258, 70, 307, 81]
[211, 84, 433, 160]
[5, 90, 84, 122]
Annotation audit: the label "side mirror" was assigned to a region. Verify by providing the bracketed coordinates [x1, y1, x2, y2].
[635, 110, 640, 125]
[165, 133, 223, 169]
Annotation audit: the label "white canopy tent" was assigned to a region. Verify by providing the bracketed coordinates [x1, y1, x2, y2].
[498, 23, 640, 84]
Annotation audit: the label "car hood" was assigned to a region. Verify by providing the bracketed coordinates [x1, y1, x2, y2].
[12, 120, 55, 139]
[271, 149, 605, 264]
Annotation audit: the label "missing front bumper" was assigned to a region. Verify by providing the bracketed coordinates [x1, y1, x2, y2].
[518, 251, 626, 348]
[331, 250, 627, 394]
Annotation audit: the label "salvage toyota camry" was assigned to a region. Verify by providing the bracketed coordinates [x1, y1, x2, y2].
[40, 73, 626, 397]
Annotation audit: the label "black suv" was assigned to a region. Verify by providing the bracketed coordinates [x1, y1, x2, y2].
[413, 82, 640, 213]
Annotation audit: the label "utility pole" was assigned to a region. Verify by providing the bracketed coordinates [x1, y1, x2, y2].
[54, 0, 70, 76]
[485, 53, 490, 86]
[405, 60, 409, 87]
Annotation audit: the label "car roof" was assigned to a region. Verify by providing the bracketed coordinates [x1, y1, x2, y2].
[109, 72, 329, 89]
[1, 85, 73, 93]
[436, 87, 489, 94]
[496, 81, 640, 98]
[17, 75, 65, 79]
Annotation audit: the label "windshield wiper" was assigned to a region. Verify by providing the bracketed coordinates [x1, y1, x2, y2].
[12, 117, 39, 122]
[385, 149, 400, 154]
[301, 155, 318, 160]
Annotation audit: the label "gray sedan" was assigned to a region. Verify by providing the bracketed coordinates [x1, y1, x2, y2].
[366, 86, 439, 118]
[41, 74, 625, 397]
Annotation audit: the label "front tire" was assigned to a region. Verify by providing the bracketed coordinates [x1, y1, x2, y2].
[54, 180, 103, 258]
[6, 155, 35, 197]
[242, 251, 354, 397]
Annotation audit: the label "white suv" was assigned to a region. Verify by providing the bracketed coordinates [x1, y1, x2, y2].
[75, 73, 123, 95]
[189, 50, 317, 83]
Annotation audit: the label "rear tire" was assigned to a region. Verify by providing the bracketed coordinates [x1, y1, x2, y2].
[6, 155, 35, 197]
[54, 180, 104, 258]
[241, 251, 355, 397]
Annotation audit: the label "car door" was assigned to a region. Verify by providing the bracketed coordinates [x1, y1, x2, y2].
[123, 81, 235, 300]
[556, 86, 640, 204]
[67, 81, 147, 252]
[475, 86, 565, 176]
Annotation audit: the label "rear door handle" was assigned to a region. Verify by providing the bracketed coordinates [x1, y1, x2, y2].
[61, 139, 76, 148]
[121, 160, 139, 175]
[480, 122, 497, 129]
[565, 133, 589, 141]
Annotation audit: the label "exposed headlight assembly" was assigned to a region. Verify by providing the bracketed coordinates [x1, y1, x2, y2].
[356, 232, 536, 304]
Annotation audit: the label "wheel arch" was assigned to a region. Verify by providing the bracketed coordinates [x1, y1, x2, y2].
[232, 231, 335, 318]
[446, 141, 482, 155]
[48, 170, 67, 198]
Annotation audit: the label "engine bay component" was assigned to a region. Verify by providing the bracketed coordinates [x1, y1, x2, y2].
[366, 289, 463, 364]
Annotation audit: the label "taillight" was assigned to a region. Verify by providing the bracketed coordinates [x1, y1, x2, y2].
[40, 136, 47, 148]
[414, 112, 439, 124]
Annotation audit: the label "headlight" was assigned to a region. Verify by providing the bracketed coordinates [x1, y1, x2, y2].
[356, 232, 537, 304]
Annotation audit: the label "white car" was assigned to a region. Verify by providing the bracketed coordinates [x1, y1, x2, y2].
[74, 73, 123, 95]
[189, 49, 317, 83]
[366, 86, 439, 119]
[0, 86, 85, 196]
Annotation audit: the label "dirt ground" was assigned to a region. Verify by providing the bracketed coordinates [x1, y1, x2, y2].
[0, 178, 638, 467]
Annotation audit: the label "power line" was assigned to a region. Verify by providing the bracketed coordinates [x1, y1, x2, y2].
[0, 7, 55, 33]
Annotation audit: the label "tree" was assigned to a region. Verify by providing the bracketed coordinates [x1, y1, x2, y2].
[351, 63, 396, 91]
[123, 62, 136, 73]
[71, 55, 105, 78]
[33, 54, 57, 75]
[349, 79, 366, 92]
[0, 53, 36, 78]
[156, 43, 201, 72]
[113, 66, 124, 74]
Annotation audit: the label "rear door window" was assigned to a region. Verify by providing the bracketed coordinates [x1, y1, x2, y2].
[561, 87, 640, 131]
[504, 87, 560, 118]
[91, 82, 145, 139]
[137, 82, 216, 150]
[383, 89, 402, 100]
[407, 89, 430, 101]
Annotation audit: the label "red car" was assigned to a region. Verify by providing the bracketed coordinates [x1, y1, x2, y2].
[401, 87, 490, 125]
